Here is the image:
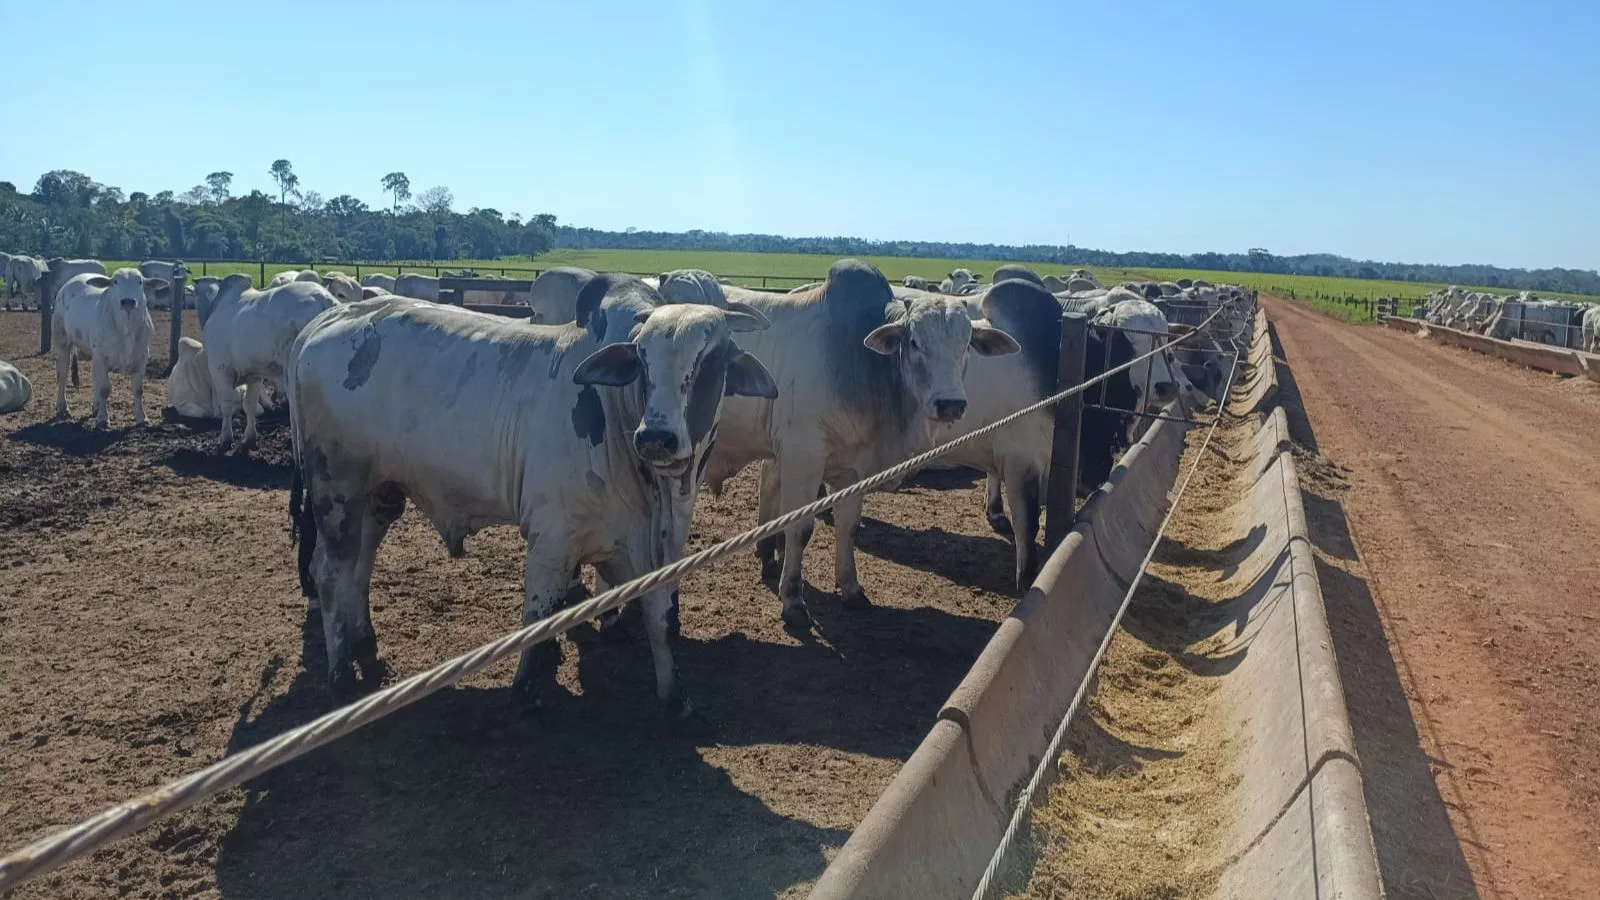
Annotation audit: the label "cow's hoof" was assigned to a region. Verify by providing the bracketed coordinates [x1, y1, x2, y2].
[356, 655, 390, 688]
[840, 587, 872, 610]
[780, 603, 813, 633]
[597, 610, 630, 643]
[987, 514, 1013, 537]
[329, 665, 360, 704]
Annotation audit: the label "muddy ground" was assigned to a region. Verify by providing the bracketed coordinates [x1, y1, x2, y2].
[0, 309, 1024, 899]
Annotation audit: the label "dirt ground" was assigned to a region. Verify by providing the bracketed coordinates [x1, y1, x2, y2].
[1264, 295, 1600, 900]
[0, 310, 1024, 899]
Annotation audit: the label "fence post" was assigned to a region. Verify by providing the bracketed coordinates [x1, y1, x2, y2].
[168, 261, 188, 370]
[258, 261, 265, 288]
[1044, 312, 1090, 552]
[38, 261, 57, 355]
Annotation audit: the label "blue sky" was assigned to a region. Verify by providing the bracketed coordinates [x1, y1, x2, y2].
[5, 0, 1596, 270]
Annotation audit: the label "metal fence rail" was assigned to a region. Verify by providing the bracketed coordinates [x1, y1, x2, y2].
[0, 300, 1239, 892]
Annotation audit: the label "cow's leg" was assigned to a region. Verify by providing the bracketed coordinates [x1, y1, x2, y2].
[91, 357, 111, 429]
[774, 450, 825, 629]
[53, 343, 71, 420]
[130, 360, 147, 427]
[512, 539, 576, 707]
[754, 459, 782, 578]
[985, 472, 1011, 536]
[238, 379, 263, 450]
[596, 559, 685, 715]
[70, 356, 80, 388]
[1004, 460, 1045, 592]
[833, 491, 870, 608]
[211, 366, 238, 450]
[308, 477, 393, 699]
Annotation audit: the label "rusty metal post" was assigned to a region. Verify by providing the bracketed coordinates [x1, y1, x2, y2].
[38, 260, 57, 355]
[168, 261, 189, 369]
[1044, 312, 1090, 552]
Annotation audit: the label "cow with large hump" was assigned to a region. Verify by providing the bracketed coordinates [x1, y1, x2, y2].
[287, 274, 777, 714]
[929, 278, 1142, 588]
[203, 273, 338, 450]
[51, 268, 165, 427]
[657, 269, 728, 307]
[7, 254, 47, 299]
[705, 259, 1020, 627]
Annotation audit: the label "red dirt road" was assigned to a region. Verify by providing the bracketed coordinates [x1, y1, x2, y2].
[1265, 295, 1600, 900]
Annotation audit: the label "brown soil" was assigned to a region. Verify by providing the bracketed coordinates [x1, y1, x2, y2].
[0, 310, 1022, 899]
[1264, 295, 1600, 900]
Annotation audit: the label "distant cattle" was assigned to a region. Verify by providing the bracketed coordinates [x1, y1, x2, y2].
[657, 269, 727, 306]
[0, 358, 31, 414]
[51, 269, 165, 428]
[903, 276, 930, 290]
[361, 273, 397, 292]
[287, 275, 777, 712]
[706, 259, 1019, 627]
[320, 272, 364, 303]
[202, 274, 338, 450]
[393, 273, 441, 301]
[267, 270, 320, 288]
[1582, 305, 1600, 353]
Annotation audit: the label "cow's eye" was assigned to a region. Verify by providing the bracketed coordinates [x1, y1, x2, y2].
[908, 338, 919, 352]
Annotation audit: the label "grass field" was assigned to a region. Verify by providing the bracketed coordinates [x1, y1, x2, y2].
[96, 249, 1589, 326]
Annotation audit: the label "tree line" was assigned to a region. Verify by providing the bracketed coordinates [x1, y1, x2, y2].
[0, 165, 556, 264]
[3, 166, 1594, 296]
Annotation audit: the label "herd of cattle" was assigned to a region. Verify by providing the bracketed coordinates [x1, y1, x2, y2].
[0, 250, 1249, 717]
[1419, 285, 1600, 352]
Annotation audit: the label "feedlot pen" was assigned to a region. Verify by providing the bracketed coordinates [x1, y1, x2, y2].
[0, 308, 1034, 899]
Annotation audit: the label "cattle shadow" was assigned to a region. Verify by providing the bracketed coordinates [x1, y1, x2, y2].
[154, 412, 295, 489]
[10, 420, 135, 457]
[216, 598, 996, 899]
[903, 466, 983, 491]
[851, 515, 1019, 597]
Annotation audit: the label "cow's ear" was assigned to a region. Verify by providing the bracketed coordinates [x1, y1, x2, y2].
[863, 322, 906, 355]
[723, 302, 770, 333]
[85, 275, 113, 289]
[361, 287, 387, 299]
[725, 349, 778, 399]
[574, 342, 642, 387]
[142, 277, 170, 296]
[970, 324, 1020, 357]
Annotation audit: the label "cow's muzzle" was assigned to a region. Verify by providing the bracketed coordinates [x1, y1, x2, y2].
[120, 297, 137, 308]
[1149, 381, 1178, 405]
[635, 428, 689, 468]
[931, 398, 967, 423]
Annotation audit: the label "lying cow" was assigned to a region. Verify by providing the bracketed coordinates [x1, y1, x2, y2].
[287, 275, 777, 713]
[203, 273, 338, 450]
[168, 337, 263, 419]
[0, 358, 31, 414]
[51, 269, 165, 427]
[707, 259, 1019, 626]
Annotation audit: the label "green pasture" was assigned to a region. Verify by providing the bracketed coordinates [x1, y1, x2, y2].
[100, 249, 1589, 327]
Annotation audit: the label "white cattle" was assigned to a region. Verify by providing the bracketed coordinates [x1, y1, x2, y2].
[361, 273, 397, 292]
[0, 252, 10, 295]
[991, 264, 1043, 288]
[7, 255, 47, 299]
[0, 358, 30, 414]
[928, 279, 1144, 589]
[393, 273, 441, 301]
[286, 276, 777, 712]
[788, 281, 824, 294]
[202, 274, 337, 450]
[192, 276, 222, 327]
[1582, 305, 1600, 354]
[526, 266, 597, 324]
[267, 270, 311, 288]
[167, 337, 263, 419]
[320, 272, 364, 303]
[903, 275, 930, 290]
[705, 259, 1019, 627]
[48, 258, 107, 292]
[51, 269, 164, 428]
[1095, 298, 1189, 415]
[657, 269, 727, 306]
